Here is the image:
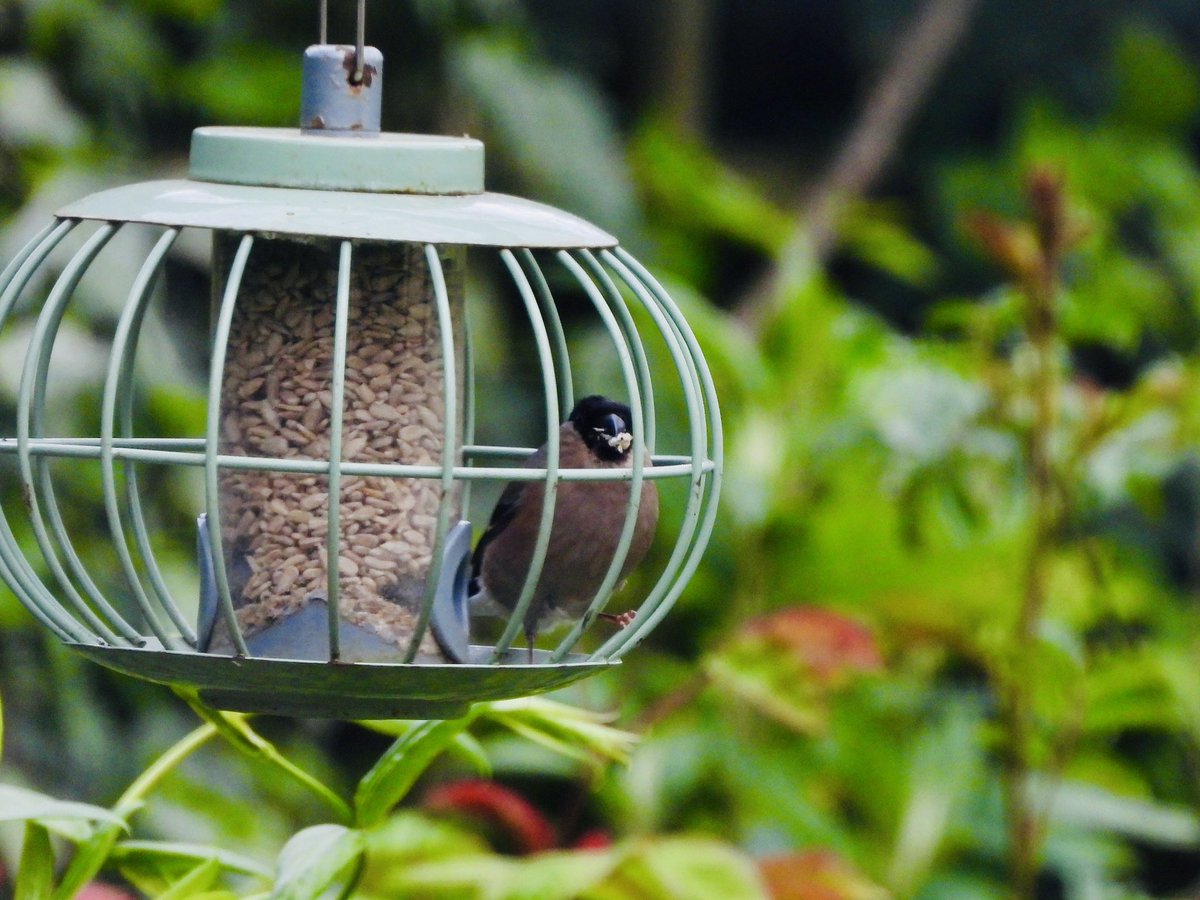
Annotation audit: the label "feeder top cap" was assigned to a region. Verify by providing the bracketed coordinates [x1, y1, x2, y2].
[189, 126, 485, 195]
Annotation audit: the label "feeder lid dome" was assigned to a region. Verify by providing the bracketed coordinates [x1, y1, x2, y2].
[55, 178, 618, 248]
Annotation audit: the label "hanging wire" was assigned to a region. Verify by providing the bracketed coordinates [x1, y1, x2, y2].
[354, 0, 366, 83]
[318, 0, 364, 81]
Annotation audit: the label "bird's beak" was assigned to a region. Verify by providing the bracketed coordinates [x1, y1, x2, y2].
[603, 413, 633, 453]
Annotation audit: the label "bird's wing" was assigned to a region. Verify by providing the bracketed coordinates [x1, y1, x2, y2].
[469, 444, 549, 589]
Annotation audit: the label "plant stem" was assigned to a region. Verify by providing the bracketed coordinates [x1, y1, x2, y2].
[55, 723, 219, 900]
[1005, 181, 1063, 898]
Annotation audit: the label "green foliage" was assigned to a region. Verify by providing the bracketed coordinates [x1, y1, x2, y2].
[179, 696, 353, 824]
[0, 785, 129, 831]
[15, 823, 54, 900]
[355, 715, 481, 828]
[0, 694, 662, 897]
[358, 835, 764, 900]
[271, 825, 364, 900]
[7, 3, 1200, 898]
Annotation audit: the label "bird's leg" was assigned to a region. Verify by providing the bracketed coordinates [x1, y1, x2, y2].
[526, 629, 536, 665]
[599, 610, 637, 629]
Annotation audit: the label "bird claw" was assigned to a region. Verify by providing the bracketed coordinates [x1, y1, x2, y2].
[600, 609, 637, 630]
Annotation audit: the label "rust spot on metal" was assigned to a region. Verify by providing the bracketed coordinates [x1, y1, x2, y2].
[20, 483, 32, 511]
[342, 49, 376, 89]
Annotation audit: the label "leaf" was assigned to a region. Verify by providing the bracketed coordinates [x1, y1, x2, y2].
[56, 722, 218, 900]
[358, 722, 492, 778]
[620, 837, 766, 900]
[111, 840, 272, 879]
[270, 825, 364, 900]
[451, 34, 639, 237]
[704, 608, 883, 734]
[759, 849, 888, 900]
[181, 44, 300, 126]
[355, 713, 480, 827]
[839, 201, 939, 287]
[15, 822, 55, 900]
[0, 785, 127, 829]
[180, 694, 351, 824]
[372, 853, 513, 894]
[356, 813, 487, 897]
[355, 720, 421, 739]
[497, 850, 622, 900]
[423, 780, 556, 854]
[1082, 649, 1178, 736]
[0, 60, 86, 149]
[630, 120, 793, 253]
[449, 732, 493, 778]
[157, 858, 222, 899]
[1035, 777, 1200, 849]
[887, 699, 984, 893]
[481, 697, 638, 766]
[1113, 26, 1200, 132]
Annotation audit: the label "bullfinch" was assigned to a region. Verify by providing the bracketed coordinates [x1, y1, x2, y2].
[470, 395, 658, 661]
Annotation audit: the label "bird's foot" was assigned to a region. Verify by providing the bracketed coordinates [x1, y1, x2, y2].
[600, 609, 637, 630]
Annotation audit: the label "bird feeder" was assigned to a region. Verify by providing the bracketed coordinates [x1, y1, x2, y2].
[0, 5, 722, 719]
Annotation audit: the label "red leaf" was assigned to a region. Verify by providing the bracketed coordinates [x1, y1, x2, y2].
[424, 780, 557, 854]
[78, 885, 136, 900]
[572, 828, 613, 850]
[743, 607, 883, 686]
[758, 850, 885, 900]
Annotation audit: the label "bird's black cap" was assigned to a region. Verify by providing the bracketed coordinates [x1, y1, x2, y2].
[569, 395, 635, 462]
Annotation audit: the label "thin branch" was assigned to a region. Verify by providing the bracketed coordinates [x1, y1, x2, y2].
[735, 0, 981, 328]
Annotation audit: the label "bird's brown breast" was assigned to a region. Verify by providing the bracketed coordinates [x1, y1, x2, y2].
[480, 427, 658, 628]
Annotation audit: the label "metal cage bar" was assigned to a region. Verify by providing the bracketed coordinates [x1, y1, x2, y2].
[116, 270, 196, 646]
[404, 244, 460, 661]
[0, 219, 95, 644]
[490, 248, 562, 661]
[577, 250, 658, 454]
[590, 250, 711, 659]
[100, 227, 190, 650]
[325, 239, 353, 660]
[547, 250, 646, 661]
[460, 284, 477, 517]
[16, 222, 143, 645]
[204, 234, 255, 657]
[598, 248, 723, 657]
[517, 249, 574, 421]
[0, 438, 711, 480]
[1, 438, 707, 473]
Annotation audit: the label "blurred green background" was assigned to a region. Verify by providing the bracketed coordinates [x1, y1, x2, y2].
[8, 0, 1200, 897]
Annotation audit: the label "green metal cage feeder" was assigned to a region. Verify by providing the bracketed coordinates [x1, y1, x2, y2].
[0, 11, 722, 719]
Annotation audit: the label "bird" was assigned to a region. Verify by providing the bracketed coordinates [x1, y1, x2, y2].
[469, 395, 659, 662]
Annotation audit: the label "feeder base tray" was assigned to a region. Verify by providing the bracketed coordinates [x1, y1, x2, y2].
[69, 643, 617, 720]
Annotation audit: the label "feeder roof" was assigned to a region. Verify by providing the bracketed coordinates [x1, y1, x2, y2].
[55, 179, 618, 248]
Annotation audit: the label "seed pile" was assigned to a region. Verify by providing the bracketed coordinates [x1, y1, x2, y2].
[210, 237, 463, 661]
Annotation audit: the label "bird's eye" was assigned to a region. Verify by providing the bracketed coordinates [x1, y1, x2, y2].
[593, 427, 605, 432]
